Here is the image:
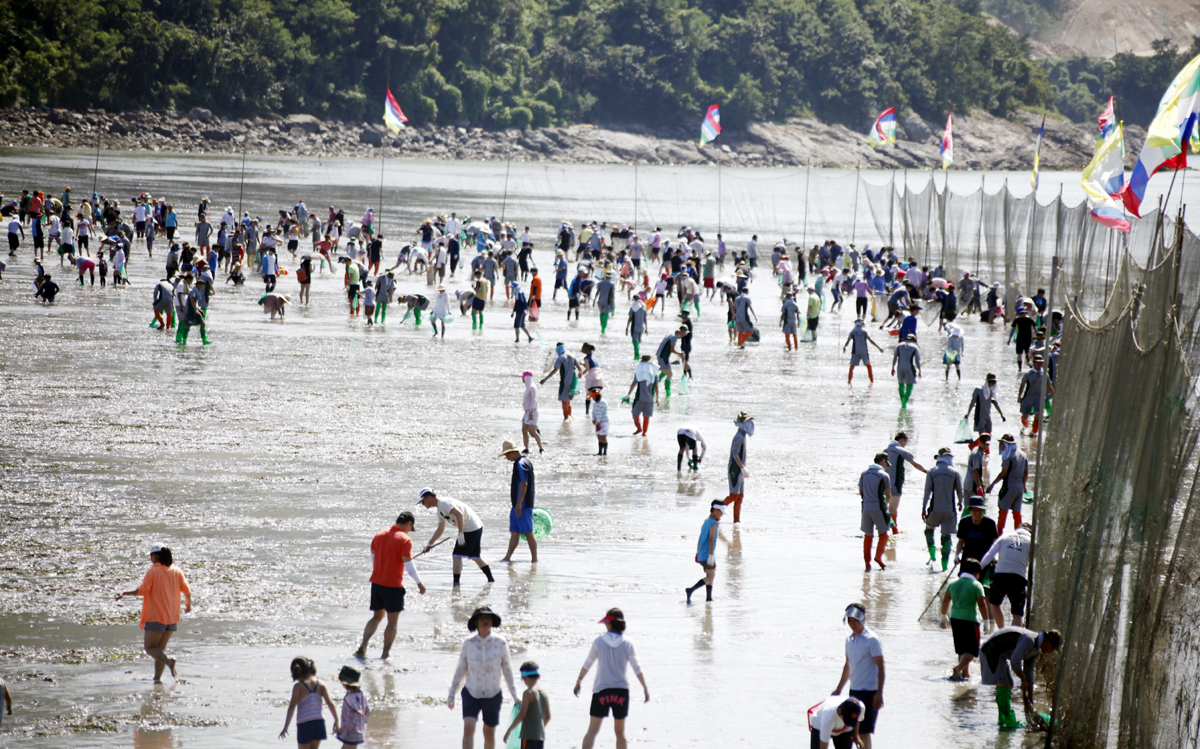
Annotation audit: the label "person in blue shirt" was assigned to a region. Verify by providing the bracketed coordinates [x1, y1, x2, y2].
[898, 305, 920, 342]
[685, 501, 724, 604]
[552, 251, 568, 300]
[500, 442, 538, 564]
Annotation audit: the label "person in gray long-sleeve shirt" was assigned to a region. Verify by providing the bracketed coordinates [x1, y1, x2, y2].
[979, 626, 1061, 729]
[922, 448, 963, 571]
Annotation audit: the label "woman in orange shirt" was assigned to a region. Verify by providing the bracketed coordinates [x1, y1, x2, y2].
[116, 544, 191, 682]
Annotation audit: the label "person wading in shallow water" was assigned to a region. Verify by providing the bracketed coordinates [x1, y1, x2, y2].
[354, 511, 425, 660]
[574, 608, 650, 749]
[418, 489, 496, 586]
[500, 441, 539, 564]
[115, 544, 191, 683]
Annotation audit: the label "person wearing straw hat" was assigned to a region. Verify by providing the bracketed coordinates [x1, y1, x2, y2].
[891, 333, 921, 409]
[595, 269, 616, 334]
[449, 607, 519, 749]
[418, 489, 495, 586]
[432, 283, 451, 338]
[354, 510, 426, 659]
[724, 413, 754, 523]
[500, 442, 539, 564]
[519, 372, 544, 454]
[625, 294, 648, 360]
[832, 603, 885, 749]
[574, 608, 649, 749]
[987, 434, 1028, 532]
[1017, 355, 1052, 436]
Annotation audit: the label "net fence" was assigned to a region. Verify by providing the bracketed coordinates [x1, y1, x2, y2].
[1032, 212, 1200, 748]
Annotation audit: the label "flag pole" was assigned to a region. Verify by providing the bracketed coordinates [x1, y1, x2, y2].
[378, 155, 386, 235]
[501, 138, 513, 223]
[633, 157, 638, 232]
[802, 162, 811, 249]
[851, 166, 860, 245]
[718, 145, 723, 236]
[237, 148, 247, 221]
[91, 127, 102, 196]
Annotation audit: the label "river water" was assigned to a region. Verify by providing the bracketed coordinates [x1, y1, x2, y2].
[1, 149, 1178, 748]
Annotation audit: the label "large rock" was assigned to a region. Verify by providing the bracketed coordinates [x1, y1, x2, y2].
[152, 126, 175, 139]
[108, 121, 129, 135]
[201, 129, 232, 142]
[187, 107, 213, 122]
[358, 129, 383, 147]
[284, 114, 324, 134]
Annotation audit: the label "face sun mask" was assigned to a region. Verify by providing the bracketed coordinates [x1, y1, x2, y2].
[740, 419, 755, 436]
[556, 344, 565, 355]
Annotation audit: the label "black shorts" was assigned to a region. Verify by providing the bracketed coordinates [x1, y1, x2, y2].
[453, 528, 483, 559]
[988, 572, 1026, 616]
[950, 618, 980, 657]
[848, 689, 878, 734]
[348, 283, 359, 300]
[569, 297, 580, 308]
[677, 434, 697, 451]
[289, 240, 299, 251]
[807, 317, 819, 331]
[590, 688, 630, 720]
[34, 235, 44, 248]
[369, 582, 406, 613]
[7, 234, 17, 251]
[810, 728, 854, 749]
[521, 740, 545, 749]
[461, 688, 502, 726]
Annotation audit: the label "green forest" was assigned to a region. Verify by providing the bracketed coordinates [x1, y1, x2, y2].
[0, 0, 1191, 132]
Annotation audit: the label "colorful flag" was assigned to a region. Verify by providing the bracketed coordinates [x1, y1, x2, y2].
[699, 104, 721, 146]
[1083, 124, 1131, 233]
[1120, 52, 1200, 217]
[1082, 123, 1126, 200]
[940, 113, 953, 170]
[1030, 115, 1045, 190]
[384, 89, 408, 134]
[868, 108, 896, 148]
[1097, 96, 1116, 142]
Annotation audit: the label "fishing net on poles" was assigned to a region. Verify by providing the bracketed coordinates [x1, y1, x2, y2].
[1032, 216, 1200, 747]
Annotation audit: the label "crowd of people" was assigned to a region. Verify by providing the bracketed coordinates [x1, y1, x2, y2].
[3, 185, 1067, 746]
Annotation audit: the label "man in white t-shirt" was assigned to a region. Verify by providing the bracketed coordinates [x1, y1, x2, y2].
[418, 489, 496, 586]
[445, 212, 462, 240]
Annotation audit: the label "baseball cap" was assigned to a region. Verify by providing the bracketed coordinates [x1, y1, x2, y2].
[417, 487, 435, 502]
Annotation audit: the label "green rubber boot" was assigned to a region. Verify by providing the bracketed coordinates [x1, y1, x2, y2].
[924, 528, 936, 562]
[941, 534, 953, 571]
[633, 341, 640, 360]
[600, 312, 609, 333]
[996, 687, 1024, 730]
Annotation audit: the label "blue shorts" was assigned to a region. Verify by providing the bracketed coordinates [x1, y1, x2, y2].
[296, 719, 327, 744]
[510, 507, 534, 534]
[143, 621, 177, 633]
[461, 688, 502, 726]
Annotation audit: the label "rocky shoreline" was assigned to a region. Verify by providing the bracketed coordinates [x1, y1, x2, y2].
[0, 106, 1140, 171]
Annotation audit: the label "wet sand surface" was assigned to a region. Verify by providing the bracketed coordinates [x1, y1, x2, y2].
[0, 151, 1059, 747]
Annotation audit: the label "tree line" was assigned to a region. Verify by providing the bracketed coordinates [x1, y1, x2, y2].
[0, 0, 1189, 134]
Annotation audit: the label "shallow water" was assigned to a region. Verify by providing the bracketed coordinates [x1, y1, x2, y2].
[0, 150, 1098, 748]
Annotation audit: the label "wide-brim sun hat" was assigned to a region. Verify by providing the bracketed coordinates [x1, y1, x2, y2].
[498, 440, 521, 456]
[468, 606, 502, 631]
